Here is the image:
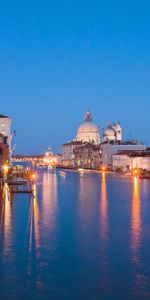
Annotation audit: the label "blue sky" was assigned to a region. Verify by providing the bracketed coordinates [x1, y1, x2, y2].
[0, 0, 150, 154]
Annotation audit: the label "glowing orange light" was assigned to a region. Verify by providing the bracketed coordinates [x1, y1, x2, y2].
[102, 166, 105, 171]
[3, 164, 9, 175]
[134, 169, 138, 176]
[31, 173, 36, 179]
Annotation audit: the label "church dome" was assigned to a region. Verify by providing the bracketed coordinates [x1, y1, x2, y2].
[76, 111, 100, 144]
[78, 121, 99, 134]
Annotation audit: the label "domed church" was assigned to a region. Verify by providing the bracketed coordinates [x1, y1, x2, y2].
[103, 122, 122, 143]
[76, 111, 100, 144]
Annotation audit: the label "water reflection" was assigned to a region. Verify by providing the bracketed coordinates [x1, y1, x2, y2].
[130, 177, 147, 297]
[26, 183, 41, 288]
[99, 172, 110, 294]
[28, 184, 40, 255]
[100, 172, 109, 259]
[79, 173, 96, 220]
[26, 170, 58, 286]
[1, 170, 150, 299]
[42, 172, 58, 231]
[0, 184, 12, 257]
[131, 177, 141, 265]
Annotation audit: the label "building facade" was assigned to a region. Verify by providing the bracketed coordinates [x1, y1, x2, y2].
[62, 141, 82, 167]
[102, 141, 146, 168]
[62, 111, 101, 168]
[113, 151, 150, 172]
[0, 133, 10, 176]
[0, 114, 12, 147]
[73, 143, 101, 169]
[0, 114, 12, 174]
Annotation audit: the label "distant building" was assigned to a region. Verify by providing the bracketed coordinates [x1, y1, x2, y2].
[76, 111, 100, 145]
[62, 111, 101, 167]
[73, 143, 101, 169]
[62, 110, 147, 170]
[102, 141, 146, 168]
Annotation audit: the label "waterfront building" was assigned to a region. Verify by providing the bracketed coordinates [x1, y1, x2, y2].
[0, 114, 12, 147]
[62, 110, 147, 170]
[62, 111, 100, 168]
[62, 141, 82, 167]
[102, 140, 146, 168]
[76, 111, 100, 144]
[0, 114, 12, 175]
[73, 143, 101, 169]
[0, 133, 10, 176]
[113, 149, 150, 172]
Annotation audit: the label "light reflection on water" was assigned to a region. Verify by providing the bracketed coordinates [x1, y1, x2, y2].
[100, 172, 109, 258]
[26, 183, 40, 281]
[79, 171, 97, 221]
[99, 172, 110, 296]
[0, 171, 150, 299]
[0, 184, 13, 262]
[42, 171, 58, 231]
[131, 177, 141, 265]
[131, 177, 150, 298]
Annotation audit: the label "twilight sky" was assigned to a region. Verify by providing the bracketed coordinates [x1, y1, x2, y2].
[0, 0, 150, 154]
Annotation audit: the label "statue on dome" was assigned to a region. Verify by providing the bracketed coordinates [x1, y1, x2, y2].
[85, 111, 92, 122]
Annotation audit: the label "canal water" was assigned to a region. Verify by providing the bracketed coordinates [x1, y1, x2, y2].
[0, 169, 150, 300]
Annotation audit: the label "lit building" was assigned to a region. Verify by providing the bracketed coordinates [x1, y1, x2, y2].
[113, 150, 150, 172]
[62, 110, 147, 171]
[62, 111, 100, 168]
[62, 141, 82, 168]
[76, 111, 100, 145]
[0, 114, 12, 172]
[0, 134, 10, 176]
[103, 122, 122, 143]
[0, 114, 12, 147]
[74, 143, 101, 169]
[102, 140, 146, 168]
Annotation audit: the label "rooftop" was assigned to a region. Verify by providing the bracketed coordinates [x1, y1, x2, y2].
[0, 114, 9, 119]
[102, 139, 144, 146]
[114, 149, 150, 157]
[62, 141, 83, 146]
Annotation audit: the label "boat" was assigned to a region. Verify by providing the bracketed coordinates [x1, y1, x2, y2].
[8, 178, 28, 186]
[59, 171, 66, 177]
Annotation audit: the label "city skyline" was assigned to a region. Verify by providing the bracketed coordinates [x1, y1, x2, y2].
[1, 1, 150, 153]
[0, 106, 149, 155]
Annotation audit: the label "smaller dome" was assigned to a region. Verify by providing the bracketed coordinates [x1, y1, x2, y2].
[103, 128, 115, 137]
